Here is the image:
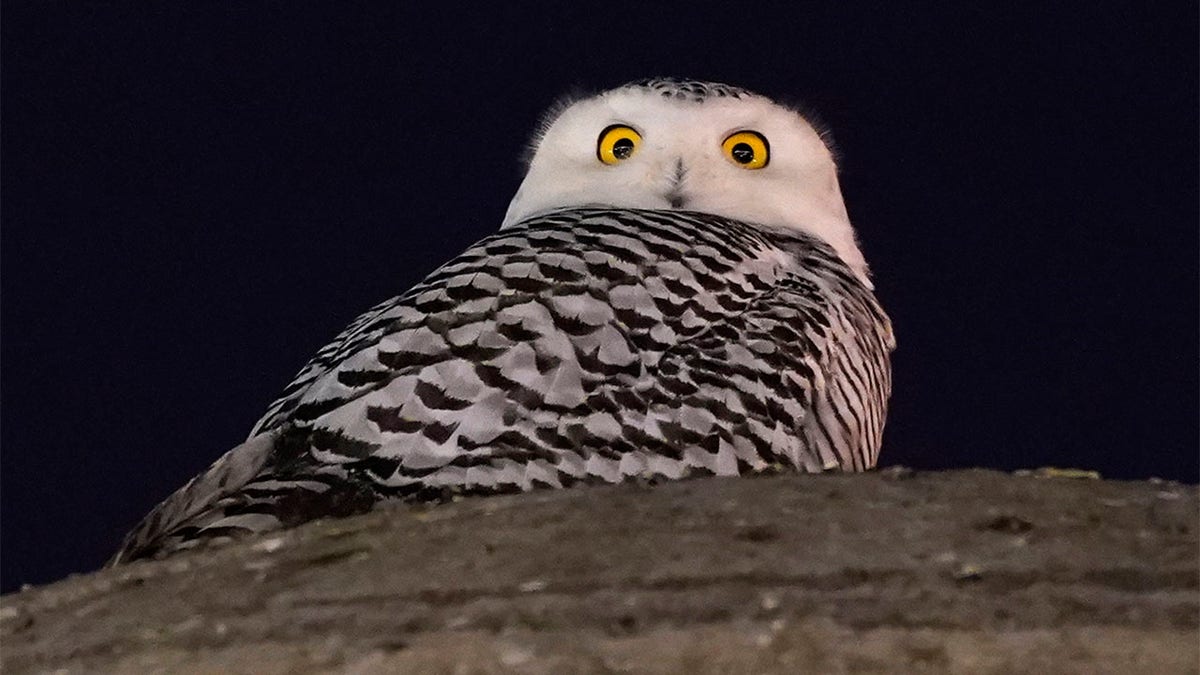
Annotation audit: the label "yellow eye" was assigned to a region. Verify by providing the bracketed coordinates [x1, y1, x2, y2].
[597, 124, 641, 165]
[722, 131, 770, 169]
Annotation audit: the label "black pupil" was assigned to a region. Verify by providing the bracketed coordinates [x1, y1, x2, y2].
[731, 142, 755, 164]
[612, 138, 635, 159]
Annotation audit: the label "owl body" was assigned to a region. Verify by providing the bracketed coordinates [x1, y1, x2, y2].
[112, 79, 894, 564]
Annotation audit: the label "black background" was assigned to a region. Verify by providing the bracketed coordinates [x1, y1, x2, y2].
[3, 3, 1196, 593]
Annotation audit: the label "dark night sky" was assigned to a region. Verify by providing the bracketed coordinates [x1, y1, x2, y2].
[2, 3, 1196, 593]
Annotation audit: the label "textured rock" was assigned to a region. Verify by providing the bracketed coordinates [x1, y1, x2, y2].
[2, 469, 1197, 673]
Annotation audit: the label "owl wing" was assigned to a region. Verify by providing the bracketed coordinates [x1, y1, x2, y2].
[112, 208, 893, 563]
[620, 229, 893, 478]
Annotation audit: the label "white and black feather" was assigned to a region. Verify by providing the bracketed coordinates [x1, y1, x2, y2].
[111, 78, 894, 564]
[112, 207, 892, 563]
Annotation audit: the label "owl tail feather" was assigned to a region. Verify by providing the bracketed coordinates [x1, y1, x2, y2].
[107, 429, 284, 567]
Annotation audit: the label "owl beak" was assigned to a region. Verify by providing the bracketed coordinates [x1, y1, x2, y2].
[664, 158, 688, 209]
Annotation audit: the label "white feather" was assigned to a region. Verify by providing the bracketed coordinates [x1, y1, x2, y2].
[502, 84, 872, 287]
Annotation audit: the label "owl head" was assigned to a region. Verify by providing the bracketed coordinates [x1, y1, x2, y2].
[503, 78, 870, 286]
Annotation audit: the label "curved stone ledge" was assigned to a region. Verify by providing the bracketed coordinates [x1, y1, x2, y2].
[3, 469, 1197, 673]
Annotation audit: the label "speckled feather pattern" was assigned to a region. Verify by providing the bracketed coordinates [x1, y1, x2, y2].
[620, 77, 752, 102]
[112, 207, 892, 563]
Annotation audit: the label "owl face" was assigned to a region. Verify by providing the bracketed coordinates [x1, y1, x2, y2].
[503, 79, 869, 285]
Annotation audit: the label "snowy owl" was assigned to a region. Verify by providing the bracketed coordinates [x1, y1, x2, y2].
[111, 78, 895, 564]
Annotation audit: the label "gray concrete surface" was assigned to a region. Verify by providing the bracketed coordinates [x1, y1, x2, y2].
[2, 469, 1197, 673]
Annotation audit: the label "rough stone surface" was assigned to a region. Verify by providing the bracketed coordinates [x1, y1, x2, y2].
[2, 469, 1197, 674]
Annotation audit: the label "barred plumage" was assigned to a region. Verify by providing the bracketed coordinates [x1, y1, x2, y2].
[111, 79, 895, 564]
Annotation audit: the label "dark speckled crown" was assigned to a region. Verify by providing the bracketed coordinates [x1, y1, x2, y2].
[619, 77, 755, 103]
